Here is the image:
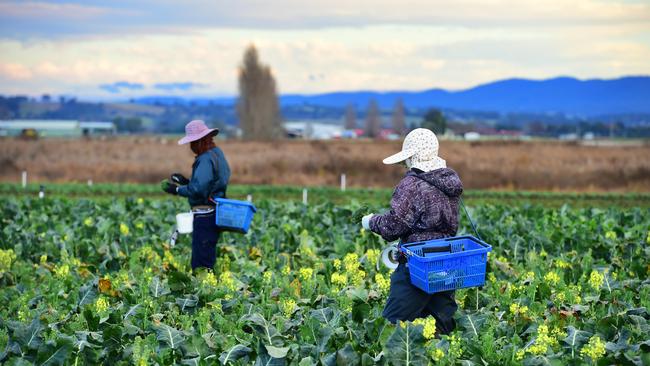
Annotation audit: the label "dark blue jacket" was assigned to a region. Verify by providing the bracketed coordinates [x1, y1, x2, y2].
[177, 147, 230, 206]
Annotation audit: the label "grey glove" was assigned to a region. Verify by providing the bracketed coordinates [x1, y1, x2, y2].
[361, 214, 374, 230]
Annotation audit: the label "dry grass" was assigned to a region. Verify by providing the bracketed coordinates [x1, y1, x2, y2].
[1, 137, 649, 191]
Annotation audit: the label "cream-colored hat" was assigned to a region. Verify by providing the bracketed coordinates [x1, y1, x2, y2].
[383, 128, 446, 172]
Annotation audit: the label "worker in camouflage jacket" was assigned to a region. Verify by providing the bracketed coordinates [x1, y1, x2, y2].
[361, 128, 462, 335]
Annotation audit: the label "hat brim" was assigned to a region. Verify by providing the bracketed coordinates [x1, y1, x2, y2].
[382, 149, 416, 165]
[177, 128, 219, 145]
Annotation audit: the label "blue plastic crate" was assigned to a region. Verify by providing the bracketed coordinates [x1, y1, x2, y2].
[214, 198, 257, 233]
[399, 235, 492, 294]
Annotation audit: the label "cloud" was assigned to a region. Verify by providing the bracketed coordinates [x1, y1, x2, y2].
[0, 1, 649, 98]
[99, 81, 144, 93]
[0, 0, 649, 39]
[153, 82, 207, 91]
[0, 62, 32, 80]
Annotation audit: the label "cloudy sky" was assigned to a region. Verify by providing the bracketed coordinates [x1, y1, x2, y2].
[1, 0, 649, 99]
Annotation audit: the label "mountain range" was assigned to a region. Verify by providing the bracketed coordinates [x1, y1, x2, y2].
[135, 76, 650, 117]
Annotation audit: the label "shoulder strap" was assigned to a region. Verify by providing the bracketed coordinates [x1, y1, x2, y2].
[459, 198, 482, 241]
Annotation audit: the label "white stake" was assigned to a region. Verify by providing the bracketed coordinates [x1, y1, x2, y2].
[340, 174, 346, 191]
[302, 188, 308, 205]
[22, 171, 27, 188]
[87, 179, 93, 187]
[247, 194, 252, 202]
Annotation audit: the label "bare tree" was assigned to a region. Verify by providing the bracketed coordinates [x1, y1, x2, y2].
[344, 104, 356, 130]
[365, 100, 381, 138]
[237, 45, 283, 140]
[392, 99, 406, 136]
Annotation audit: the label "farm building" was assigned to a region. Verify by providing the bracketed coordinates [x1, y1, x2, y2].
[0, 120, 116, 137]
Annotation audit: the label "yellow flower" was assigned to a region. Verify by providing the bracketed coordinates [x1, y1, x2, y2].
[0, 249, 16, 273]
[539, 249, 548, 258]
[331, 272, 347, 287]
[556, 292, 566, 303]
[114, 271, 131, 288]
[588, 270, 604, 290]
[580, 335, 606, 361]
[350, 269, 366, 286]
[365, 249, 380, 266]
[448, 334, 463, 359]
[646, 231, 650, 244]
[54, 264, 70, 279]
[510, 303, 529, 317]
[343, 253, 360, 272]
[137, 198, 144, 205]
[299, 267, 314, 282]
[413, 317, 437, 339]
[281, 265, 291, 276]
[430, 348, 445, 361]
[279, 298, 297, 317]
[249, 246, 262, 260]
[94, 297, 110, 313]
[84, 217, 93, 227]
[135, 222, 144, 230]
[554, 259, 571, 269]
[515, 350, 525, 361]
[544, 272, 561, 286]
[333, 259, 341, 271]
[201, 272, 218, 287]
[525, 324, 561, 356]
[375, 273, 390, 294]
[119, 223, 130, 236]
[551, 327, 567, 339]
[18, 309, 29, 322]
[525, 271, 535, 281]
[263, 271, 273, 283]
[605, 231, 617, 240]
[219, 271, 236, 291]
[163, 250, 181, 271]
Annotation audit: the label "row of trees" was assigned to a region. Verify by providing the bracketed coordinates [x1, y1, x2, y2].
[237, 44, 447, 140]
[344, 100, 446, 137]
[345, 100, 407, 138]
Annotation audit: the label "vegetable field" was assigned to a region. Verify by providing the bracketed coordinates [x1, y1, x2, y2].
[1, 195, 649, 365]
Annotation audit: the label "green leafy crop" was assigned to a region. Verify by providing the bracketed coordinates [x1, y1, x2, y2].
[0, 194, 648, 365]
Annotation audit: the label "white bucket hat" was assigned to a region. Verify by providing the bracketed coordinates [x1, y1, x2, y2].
[383, 128, 446, 172]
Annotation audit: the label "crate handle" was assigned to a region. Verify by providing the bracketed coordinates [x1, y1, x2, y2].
[422, 245, 452, 254]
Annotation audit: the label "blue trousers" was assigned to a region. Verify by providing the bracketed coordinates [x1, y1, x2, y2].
[191, 211, 220, 270]
[382, 263, 457, 335]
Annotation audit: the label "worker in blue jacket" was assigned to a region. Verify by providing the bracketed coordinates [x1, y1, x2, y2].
[161, 120, 231, 271]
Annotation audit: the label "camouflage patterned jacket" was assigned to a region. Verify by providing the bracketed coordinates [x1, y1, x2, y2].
[369, 168, 463, 244]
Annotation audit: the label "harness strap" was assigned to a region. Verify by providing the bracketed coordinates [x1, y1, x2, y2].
[460, 198, 482, 241]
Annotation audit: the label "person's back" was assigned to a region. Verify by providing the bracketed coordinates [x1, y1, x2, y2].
[372, 167, 463, 244]
[362, 128, 461, 335]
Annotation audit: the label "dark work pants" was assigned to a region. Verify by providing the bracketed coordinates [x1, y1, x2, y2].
[191, 211, 220, 270]
[382, 263, 457, 335]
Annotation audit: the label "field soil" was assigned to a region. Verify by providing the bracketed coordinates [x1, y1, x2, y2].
[1, 137, 649, 191]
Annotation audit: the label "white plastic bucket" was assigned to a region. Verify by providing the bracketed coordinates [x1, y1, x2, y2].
[176, 212, 194, 234]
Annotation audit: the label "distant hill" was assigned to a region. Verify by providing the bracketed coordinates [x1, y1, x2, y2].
[279, 76, 650, 116]
[135, 76, 650, 117]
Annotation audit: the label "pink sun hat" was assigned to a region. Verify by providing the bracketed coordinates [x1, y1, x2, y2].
[178, 120, 219, 145]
